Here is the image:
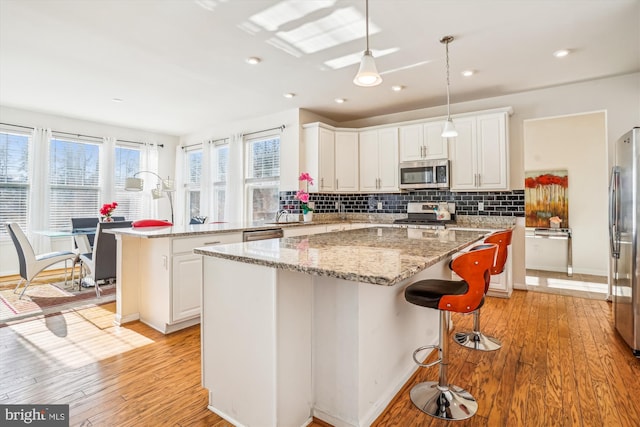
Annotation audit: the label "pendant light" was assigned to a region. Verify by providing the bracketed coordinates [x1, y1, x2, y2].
[353, 0, 382, 87]
[440, 35, 458, 137]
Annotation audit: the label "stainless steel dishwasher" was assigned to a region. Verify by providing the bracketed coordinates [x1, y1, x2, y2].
[242, 228, 284, 242]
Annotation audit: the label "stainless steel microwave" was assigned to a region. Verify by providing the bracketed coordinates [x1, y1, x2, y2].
[399, 159, 450, 190]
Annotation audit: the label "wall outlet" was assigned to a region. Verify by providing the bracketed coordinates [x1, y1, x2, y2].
[335, 201, 340, 209]
[377, 201, 383, 210]
[478, 201, 484, 211]
[308, 201, 315, 209]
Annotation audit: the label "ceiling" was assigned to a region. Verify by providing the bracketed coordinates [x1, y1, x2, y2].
[1, 0, 638, 136]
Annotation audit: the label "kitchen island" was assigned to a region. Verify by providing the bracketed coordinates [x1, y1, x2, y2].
[195, 227, 488, 427]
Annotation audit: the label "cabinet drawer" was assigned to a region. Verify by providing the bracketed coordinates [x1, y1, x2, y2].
[173, 232, 241, 254]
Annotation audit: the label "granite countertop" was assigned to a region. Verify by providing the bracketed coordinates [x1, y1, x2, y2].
[194, 227, 489, 286]
[103, 214, 515, 238]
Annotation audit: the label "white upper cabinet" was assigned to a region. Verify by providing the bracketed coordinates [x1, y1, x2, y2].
[302, 107, 510, 194]
[303, 124, 335, 192]
[449, 112, 509, 191]
[335, 131, 359, 192]
[399, 121, 448, 161]
[359, 128, 399, 192]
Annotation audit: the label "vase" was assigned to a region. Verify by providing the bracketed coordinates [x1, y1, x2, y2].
[102, 216, 114, 223]
[303, 212, 313, 222]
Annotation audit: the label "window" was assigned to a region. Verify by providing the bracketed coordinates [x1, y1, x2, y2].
[0, 131, 30, 240]
[185, 148, 202, 219]
[213, 143, 228, 221]
[49, 138, 100, 231]
[114, 145, 142, 220]
[245, 136, 280, 221]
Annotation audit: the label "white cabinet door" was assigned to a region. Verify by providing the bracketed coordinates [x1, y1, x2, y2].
[449, 117, 477, 190]
[304, 124, 335, 192]
[449, 112, 509, 191]
[399, 124, 423, 162]
[359, 128, 398, 192]
[172, 253, 202, 322]
[171, 232, 242, 324]
[377, 127, 399, 191]
[423, 121, 448, 159]
[335, 131, 359, 191]
[359, 130, 380, 191]
[399, 122, 447, 161]
[318, 127, 336, 192]
[476, 113, 508, 190]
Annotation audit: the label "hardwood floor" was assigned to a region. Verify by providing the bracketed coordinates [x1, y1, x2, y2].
[1, 291, 638, 427]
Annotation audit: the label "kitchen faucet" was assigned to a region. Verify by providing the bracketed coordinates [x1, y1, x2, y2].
[275, 209, 289, 223]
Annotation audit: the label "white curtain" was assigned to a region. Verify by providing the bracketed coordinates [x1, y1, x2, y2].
[173, 145, 186, 226]
[28, 127, 51, 253]
[100, 136, 116, 204]
[200, 141, 213, 222]
[225, 133, 244, 222]
[140, 143, 159, 219]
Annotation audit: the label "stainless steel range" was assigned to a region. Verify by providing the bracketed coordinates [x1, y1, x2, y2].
[393, 202, 456, 229]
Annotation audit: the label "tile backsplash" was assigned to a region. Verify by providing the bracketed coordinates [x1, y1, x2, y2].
[280, 190, 524, 217]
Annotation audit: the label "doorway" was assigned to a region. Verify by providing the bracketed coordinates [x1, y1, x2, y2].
[523, 111, 608, 299]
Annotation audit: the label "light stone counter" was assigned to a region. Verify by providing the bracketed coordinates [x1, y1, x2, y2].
[194, 226, 488, 286]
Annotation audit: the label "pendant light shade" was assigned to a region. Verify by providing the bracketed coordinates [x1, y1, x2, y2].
[441, 119, 458, 138]
[353, 0, 382, 87]
[440, 35, 458, 138]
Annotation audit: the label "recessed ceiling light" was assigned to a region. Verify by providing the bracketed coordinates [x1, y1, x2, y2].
[334, 98, 346, 104]
[553, 49, 570, 58]
[461, 70, 475, 77]
[246, 56, 261, 65]
[391, 85, 404, 92]
[283, 93, 295, 99]
[111, 98, 124, 103]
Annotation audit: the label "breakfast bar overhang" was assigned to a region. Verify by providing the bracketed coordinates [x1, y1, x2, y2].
[195, 227, 487, 427]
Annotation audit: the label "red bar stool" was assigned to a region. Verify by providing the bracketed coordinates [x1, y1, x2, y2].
[454, 229, 513, 351]
[404, 244, 497, 420]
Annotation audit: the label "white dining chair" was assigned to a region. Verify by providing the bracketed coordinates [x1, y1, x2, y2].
[5, 222, 77, 299]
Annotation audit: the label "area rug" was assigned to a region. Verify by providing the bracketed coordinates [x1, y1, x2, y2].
[0, 281, 116, 326]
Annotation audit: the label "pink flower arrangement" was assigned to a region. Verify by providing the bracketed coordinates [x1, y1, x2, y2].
[296, 172, 314, 214]
[100, 202, 118, 219]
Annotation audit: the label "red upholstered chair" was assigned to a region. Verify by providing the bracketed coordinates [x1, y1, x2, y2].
[404, 244, 497, 420]
[454, 229, 513, 351]
[132, 219, 173, 227]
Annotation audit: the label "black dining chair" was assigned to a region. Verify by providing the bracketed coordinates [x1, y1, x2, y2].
[79, 221, 132, 296]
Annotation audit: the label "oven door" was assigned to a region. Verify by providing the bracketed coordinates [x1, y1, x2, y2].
[399, 160, 449, 189]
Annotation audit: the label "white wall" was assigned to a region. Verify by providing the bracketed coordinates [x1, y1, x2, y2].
[0, 105, 179, 276]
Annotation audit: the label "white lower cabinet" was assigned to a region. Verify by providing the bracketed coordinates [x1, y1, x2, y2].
[172, 253, 204, 322]
[137, 232, 242, 333]
[283, 225, 330, 237]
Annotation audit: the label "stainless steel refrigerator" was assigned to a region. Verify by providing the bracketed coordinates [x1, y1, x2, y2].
[609, 127, 640, 357]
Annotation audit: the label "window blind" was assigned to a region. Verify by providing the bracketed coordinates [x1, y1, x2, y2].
[115, 145, 142, 221]
[0, 131, 30, 239]
[49, 138, 100, 230]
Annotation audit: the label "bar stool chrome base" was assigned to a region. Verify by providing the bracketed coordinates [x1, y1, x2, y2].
[454, 331, 502, 351]
[410, 381, 478, 420]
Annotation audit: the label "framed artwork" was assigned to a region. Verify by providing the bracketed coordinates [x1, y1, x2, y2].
[525, 170, 569, 228]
